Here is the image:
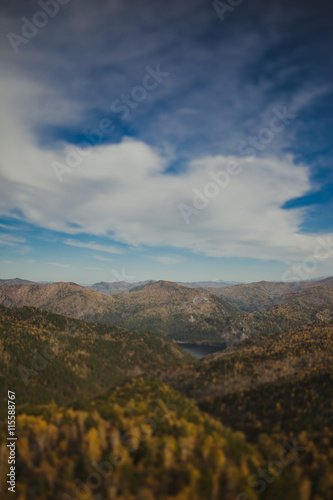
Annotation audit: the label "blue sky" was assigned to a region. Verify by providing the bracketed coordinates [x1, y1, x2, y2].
[0, 0, 332, 284]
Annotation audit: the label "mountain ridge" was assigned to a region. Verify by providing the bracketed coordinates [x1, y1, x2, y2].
[0, 280, 243, 343]
[208, 276, 333, 312]
[0, 277, 332, 344]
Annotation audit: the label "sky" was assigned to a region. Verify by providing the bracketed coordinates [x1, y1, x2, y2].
[0, 0, 332, 284]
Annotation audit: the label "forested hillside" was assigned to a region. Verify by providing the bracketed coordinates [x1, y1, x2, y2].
[0, 306, 193, 413]
[0, 306, 332, 499]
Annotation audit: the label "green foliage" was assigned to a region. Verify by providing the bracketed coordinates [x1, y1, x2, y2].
[0, 306, 194, 417]
[1, 306, 333, 499]
[163, 322, 333, 500]
[0, 379, 269, 500]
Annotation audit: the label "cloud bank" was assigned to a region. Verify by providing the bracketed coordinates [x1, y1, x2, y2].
[0, 0, 332, 276]
[0, 83, 329, 263]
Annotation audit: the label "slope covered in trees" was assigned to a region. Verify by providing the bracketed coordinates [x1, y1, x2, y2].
[1, 378, 328, 500]
[161, 322, 333, 500]
[0, 306, 193, 414]
[0, 306, 332, 499]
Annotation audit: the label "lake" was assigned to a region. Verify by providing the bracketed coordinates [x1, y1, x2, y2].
[179, 343, 227, 359]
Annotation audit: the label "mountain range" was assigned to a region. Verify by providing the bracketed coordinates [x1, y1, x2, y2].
[208, 276, 333, 312]
[88, 279, 244, 295]
[0, 276, 332, 344]
[0, 275, 332, 499]
[0, 302, 332, 499]
[0, 280, 241, 343]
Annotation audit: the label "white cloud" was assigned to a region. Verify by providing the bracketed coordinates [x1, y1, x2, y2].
[64, 240, 122, 254]
[153, 256, 185, 265]
[0, 124, 327, 263]
[0, 223, 19, 230]
[93, 255, 114, 262]
[51, 262, 70, 268]
[0, 32, 332, 267]
[0, 234, 26, 246]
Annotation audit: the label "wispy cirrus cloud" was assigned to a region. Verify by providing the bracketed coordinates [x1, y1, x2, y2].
[0, 234, 26, 246]
[50, 262, 70, 268]
[153, 256, 185, 265]
[64, 239, 122, 254]
[93, 255, 114, 262]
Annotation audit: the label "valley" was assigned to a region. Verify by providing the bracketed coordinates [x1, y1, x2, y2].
[0, 276, 332, 499]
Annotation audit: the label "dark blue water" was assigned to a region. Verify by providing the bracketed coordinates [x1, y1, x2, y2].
[179, 343, 226, 359]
